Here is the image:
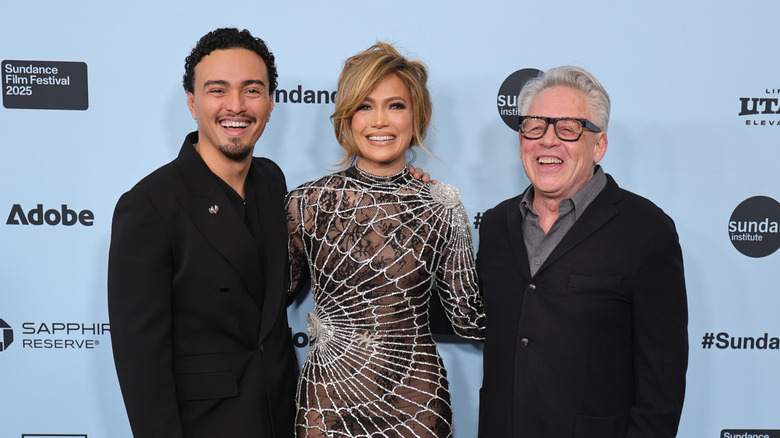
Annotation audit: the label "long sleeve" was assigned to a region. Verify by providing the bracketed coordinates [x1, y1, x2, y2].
[108, 188, 183, 438]
[285, 189, 310, 299]
[626, 217, 688, 437]
[433, 188, 485, 340]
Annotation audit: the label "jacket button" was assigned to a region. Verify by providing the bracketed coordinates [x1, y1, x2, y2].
[219, 286, 229, 293]
[526, 284, 536, 293]
[520, 338, 530, 347]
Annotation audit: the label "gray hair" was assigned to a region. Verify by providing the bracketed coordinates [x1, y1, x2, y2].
[517, 66, 611, 132]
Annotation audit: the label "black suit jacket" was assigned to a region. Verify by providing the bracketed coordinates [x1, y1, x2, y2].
[477, 174, 688, 438]
[108, 132, 296, 438]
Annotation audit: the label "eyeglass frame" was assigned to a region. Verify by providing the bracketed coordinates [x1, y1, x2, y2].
[518, 116, 602, 142]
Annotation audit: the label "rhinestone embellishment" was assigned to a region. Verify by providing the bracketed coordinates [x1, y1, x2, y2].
[430, 183, 460, 209]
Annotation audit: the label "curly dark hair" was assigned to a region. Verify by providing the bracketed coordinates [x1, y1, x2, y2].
[183, 27, 278, 94]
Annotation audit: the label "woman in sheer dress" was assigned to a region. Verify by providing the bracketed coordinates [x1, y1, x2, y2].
[285, 42, 484, 438]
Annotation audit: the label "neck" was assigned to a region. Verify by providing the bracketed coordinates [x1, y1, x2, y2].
[194, 143, 252, 198]
[531, 195, 561, 234]
[355, 159, 406, 177]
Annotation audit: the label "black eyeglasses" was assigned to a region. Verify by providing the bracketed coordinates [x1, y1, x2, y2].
[519, 116, 602, 141]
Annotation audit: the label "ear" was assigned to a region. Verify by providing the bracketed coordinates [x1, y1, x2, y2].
[186, 92, 197, 120]
[593, 132, 608, 163]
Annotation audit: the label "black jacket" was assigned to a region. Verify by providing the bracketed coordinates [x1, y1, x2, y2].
[477, 174, 688, 438]
[108, 132, 296, 438]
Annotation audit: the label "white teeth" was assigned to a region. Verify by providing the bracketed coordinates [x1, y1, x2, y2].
[368, 135, 395, 141]
[538, 157, 563, 164]
[220, 120, 250, 128]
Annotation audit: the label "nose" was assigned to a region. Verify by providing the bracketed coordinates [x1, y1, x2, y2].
[371, 107, 388, 128]
[225, 91, 247, 114]
[539, 123, 559, 147]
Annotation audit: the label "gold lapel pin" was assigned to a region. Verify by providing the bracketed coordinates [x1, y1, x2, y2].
[208, 205, 219, 215]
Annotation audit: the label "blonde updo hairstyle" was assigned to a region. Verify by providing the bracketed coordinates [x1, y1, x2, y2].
[331, 42, 432, 168]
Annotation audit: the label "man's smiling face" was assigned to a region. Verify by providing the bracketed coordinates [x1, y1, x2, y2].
[187, 47, 274, 162]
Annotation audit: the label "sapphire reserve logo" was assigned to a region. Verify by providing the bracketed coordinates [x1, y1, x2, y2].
[0, 318, 13, 351]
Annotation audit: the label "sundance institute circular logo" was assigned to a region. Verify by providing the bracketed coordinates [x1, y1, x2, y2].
[728, 196, 780, 257]
[497, 68, 542, 131]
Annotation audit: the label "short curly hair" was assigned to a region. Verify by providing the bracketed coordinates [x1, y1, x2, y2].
[183, 28, 278, 94]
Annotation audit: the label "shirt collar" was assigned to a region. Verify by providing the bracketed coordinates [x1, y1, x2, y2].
[520, 165, 607, 221]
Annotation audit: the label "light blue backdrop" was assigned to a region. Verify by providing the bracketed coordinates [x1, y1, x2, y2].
[2, 1, 779, 437]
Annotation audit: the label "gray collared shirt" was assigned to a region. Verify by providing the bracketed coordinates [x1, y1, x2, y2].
[520, 166, 607, 276]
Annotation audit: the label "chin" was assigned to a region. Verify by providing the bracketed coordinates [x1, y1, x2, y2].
[219, 141, 252, 161]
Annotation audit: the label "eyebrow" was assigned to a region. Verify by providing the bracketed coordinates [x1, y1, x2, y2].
[363, 95, 407, 102]
[202, 79, 267, 89]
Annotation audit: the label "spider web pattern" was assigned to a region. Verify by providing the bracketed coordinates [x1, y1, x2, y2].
[285, 165, 485, 438]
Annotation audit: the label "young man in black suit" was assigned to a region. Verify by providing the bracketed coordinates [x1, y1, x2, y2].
[108, 28, 295, 438]
[477, 66, 688, 438]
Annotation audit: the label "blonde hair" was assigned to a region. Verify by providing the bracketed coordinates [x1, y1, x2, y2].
[331, 42, 432, 168]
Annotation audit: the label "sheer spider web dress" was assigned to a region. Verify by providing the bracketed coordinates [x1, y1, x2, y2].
[285, 165, 485, 438]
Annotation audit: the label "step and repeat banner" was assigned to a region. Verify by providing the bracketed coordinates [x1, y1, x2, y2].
[1, 1, 779, 437]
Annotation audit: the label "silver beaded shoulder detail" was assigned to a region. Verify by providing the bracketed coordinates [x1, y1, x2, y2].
[430, 182, 460, 209]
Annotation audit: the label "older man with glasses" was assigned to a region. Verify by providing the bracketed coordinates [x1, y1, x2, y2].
[477, 66, 689, 438]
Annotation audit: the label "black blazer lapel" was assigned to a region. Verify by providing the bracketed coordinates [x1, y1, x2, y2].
[506, 193, 532, 279]
[538, 175, 622, 274]
[175, 133, 265, 311]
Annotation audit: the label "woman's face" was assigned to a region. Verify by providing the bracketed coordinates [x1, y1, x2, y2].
[350, 74, 414, 176]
